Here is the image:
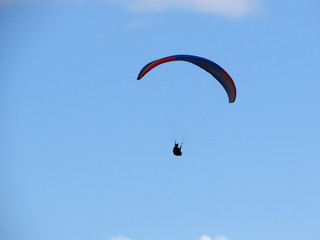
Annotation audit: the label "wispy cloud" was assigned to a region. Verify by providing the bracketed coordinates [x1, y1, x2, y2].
[199, 234, 231, 240]
[214, 235, 231, 240]
[104, 0, 257, 17]
[111, 236, 133, 240]
[95, 32, 107, 39]
[200, 235, 212, 240]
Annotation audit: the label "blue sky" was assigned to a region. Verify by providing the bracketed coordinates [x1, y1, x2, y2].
[1, 1, 320, 240]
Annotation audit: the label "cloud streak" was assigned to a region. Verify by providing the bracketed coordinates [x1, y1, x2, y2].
[200, 235, 212, 240]
[111, 236, 133, 240]
[105, 0, 257, 17]
[199, 235, 231, 240]
[214, 235, 231, 240]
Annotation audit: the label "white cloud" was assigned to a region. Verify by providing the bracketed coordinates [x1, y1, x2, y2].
[111, 236, 133, 240]
[200, 235, 212, 240]
[214, 235, 231, 240]
[104, 0, 257, 17]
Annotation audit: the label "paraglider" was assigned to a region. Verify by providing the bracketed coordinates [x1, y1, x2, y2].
[173, 141, 183, 156]
[137, 54, 237, 156]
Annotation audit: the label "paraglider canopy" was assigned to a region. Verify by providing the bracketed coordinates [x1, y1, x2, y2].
[137, 54, 236, 103]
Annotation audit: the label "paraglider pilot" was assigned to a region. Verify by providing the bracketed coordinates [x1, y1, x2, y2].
[173, 141, 183, 156]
